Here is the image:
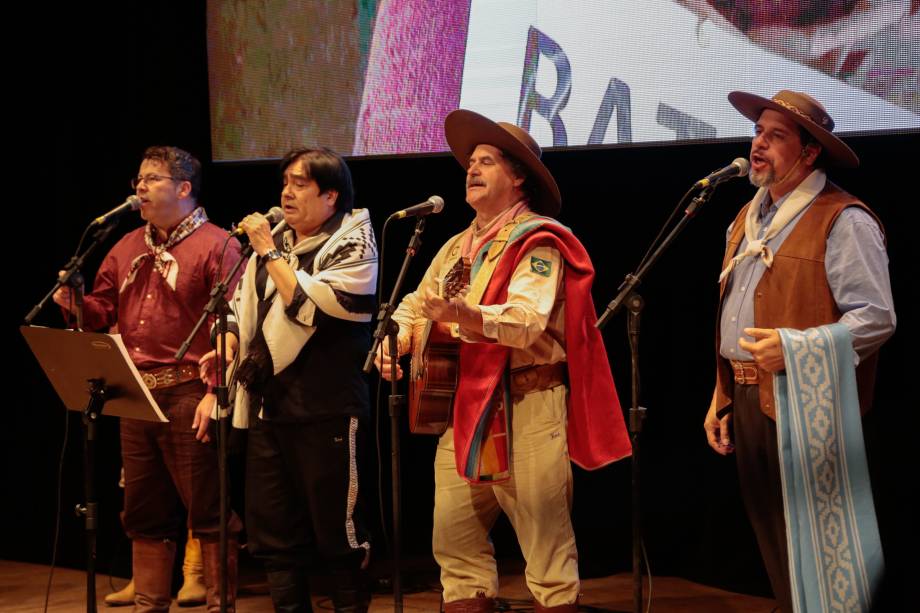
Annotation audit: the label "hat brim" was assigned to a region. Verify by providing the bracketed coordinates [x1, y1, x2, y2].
[728, 91, 859, 168]
[444, 110, 561, 216]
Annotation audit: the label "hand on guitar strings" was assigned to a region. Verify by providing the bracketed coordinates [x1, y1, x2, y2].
[422, 283, 485, 338]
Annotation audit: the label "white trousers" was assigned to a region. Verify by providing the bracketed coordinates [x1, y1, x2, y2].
[432, 385, 579, 606]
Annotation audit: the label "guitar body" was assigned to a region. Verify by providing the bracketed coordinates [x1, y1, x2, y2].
[408, 257, 471, 434]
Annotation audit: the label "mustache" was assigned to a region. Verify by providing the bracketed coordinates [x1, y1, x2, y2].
[467, 178, 485, 188]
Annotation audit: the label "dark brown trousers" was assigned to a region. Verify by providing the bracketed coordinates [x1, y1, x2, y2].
[733, 382, 794, 613]
[120, 379, 241, 541]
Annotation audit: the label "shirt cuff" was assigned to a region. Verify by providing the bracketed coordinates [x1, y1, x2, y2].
[478, 304, 505, 341]
[285, 283, 310, 324]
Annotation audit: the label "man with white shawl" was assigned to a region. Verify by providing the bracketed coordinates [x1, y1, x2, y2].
[201, 148, 377, 613]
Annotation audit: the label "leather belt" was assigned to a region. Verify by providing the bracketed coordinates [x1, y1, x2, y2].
[730, 360, 760, 385]
[510, 362, 567, 401]
[140, 364, 198, 390]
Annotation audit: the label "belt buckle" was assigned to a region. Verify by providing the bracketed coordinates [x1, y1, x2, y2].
[142, 373, 158, 389]
[743, 363, 757, 384]
[732, 361, 757, 385]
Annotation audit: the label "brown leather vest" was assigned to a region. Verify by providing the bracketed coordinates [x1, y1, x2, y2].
[715, 182, 883, 419]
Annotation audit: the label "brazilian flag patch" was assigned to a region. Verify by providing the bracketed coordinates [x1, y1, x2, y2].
[530, 256, 552, 277]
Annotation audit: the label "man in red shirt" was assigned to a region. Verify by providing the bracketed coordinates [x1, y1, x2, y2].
[54, 146, 243, 612]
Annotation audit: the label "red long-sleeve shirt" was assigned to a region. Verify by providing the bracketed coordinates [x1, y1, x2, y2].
[77, 222, 243, 370]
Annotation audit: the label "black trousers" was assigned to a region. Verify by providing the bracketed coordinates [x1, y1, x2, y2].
[245, 416, 371, 573]
[733, 383, 794, 613]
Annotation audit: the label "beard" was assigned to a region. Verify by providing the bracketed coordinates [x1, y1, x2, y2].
[749, 164, 775, 187]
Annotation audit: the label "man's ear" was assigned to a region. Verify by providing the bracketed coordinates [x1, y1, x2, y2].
[323, 189, 339, 210]
[176, 179, 193, 200]
[802, 142, 822, 166]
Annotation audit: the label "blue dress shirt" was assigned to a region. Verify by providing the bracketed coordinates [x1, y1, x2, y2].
[719, 176, 896, 365]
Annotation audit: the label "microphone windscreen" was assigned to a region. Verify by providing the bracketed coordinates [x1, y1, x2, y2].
[266, 206, 284, 224]
[732, 158, 751, 177]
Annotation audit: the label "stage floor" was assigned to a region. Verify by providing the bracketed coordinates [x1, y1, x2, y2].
[0, 559, 777, 612]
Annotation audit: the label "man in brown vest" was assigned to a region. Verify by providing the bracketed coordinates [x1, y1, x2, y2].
[703, 90, 896, 611]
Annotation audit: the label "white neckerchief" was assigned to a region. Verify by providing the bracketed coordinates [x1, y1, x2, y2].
[719, 170, 826, 283]
[120, 207, 208, 292]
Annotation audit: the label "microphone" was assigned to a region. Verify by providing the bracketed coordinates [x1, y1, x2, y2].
[231, 207, 285, 236]
[92, 195, 142, 226]
[694, 158, 750, 188]
[389, 196, 445, 219]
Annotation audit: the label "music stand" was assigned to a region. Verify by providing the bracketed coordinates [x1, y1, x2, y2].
[21, 325, 167, 612]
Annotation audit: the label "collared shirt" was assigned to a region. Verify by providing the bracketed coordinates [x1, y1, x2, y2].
[79, 222, 243, 370]
[720, 181, 896, 364]
[393, 231, 566, 370]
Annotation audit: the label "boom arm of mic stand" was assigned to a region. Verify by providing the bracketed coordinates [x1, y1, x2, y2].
[596, 185, 715, 329]
[596, 274, 640, 330]
[175, 241, 253, 361]
[24, 221, 119, 325]
[363, 217, 425, 374]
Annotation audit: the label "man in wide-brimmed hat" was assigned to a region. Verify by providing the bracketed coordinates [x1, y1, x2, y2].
[375, 110, 630, 612]
[704, 90, 895, 612]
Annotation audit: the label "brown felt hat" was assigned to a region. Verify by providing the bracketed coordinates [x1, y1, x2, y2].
[728, 90, 859, 168]
[444, 109, 562, 216]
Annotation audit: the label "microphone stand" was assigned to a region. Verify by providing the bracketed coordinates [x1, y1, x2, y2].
[363, 216, 427, 613]
[596, 185, 715, 613]
[24, 221, 119, 327]
[176, 239, 252, 613]
[23, 218, 122, 613]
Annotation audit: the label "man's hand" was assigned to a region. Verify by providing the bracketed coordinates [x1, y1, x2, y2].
[420, 287, 481, 335]
[198, 333, 239, 386]
[238, 213, 276, 257]
[738, 327, 785, 372]
[52, 270, 81, 311]
[704, 391, 734, 456]
[192, 392, 217, 442]
[373, 342, 404, 381]
[52, 286, 74, 310]
[420, 289, 460, 323]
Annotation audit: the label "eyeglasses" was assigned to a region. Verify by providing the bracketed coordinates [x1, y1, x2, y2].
[130, 173, 180, 190]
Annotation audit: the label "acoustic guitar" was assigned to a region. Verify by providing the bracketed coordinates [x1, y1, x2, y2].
[408, 256, 471, 434]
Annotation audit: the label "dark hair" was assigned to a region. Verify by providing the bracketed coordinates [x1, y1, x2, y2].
[498, 150, 537, 204]
[142, 146, 202, 199]
[280, 147, 354, 212]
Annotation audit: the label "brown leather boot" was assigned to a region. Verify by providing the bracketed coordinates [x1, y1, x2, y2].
[132, 538, 176, 612]
[201, 538, 239, 613]
[533, 600, 579, 612]
[443, 594, 495, 612]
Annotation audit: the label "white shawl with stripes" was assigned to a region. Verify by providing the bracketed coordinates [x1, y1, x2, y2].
[229, 208, 377, 428]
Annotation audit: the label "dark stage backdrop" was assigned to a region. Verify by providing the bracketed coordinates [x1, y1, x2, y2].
[9, 2, 914, 608]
